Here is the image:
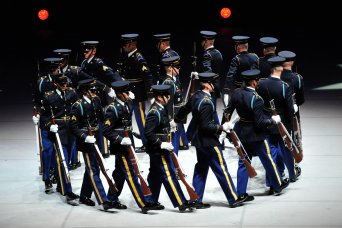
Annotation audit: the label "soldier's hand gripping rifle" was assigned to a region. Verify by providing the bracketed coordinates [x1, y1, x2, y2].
[50, 107, 71, 183]
[184, 42, 197, 103]
[165, 128, 199, 201]
[269, 99, 303, 163]
[86, 120, 118, 193]
[123, 119, 152, 197]
[223, 116, 257, 178]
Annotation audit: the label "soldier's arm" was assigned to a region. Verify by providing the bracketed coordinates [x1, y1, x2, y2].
[202, 51, 213, 72]
[102, 105, 123, 144]
[253, 96, 273, 128]
[144, 110, 162, 148]
[224, 57, 239, 93]
[137, 56, 154, 97]
[199, 102, 221, 134]
[69, 102, 87, 141]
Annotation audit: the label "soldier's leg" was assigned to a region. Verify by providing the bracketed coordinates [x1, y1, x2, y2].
[132, 100, 147, 145]
[192, 147, 210, 202]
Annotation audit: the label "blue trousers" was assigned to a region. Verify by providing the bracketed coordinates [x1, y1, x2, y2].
[41, 130, 56, 181]
[132, 101, 147, 145]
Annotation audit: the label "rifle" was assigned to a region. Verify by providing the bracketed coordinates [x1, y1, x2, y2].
[117, 47, 124, 77]
[165, 128, 199, 201]
[223, 116, 257, 178]
[123, 120, 152, 197]
[292, 94, 303, 158]
[50, 107, 71, 183]
[33, 107, 43, 175]
[86, 120, 118, 193]
[269, 99, 303, 163]
[184, 42, 197, 103]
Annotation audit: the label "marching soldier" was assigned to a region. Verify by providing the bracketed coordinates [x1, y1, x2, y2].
[40, 73, 80, 205]
[121, 34, 154, 153]
[223, 69, 289, 199]
[102, 81, 162, 213]
[154, 33, 180, 83]
[279, 50, 304, 180]
[256, 56, 299, 185]
[79, 41, 122, 158]
[224, 36, 259, 107]
[53, 48, 82, 169]
[145, 85, 195, 213]
[69, 79, 116, 211]
[32, 57, 63, 192]
[175, 73, 246, 208]
[258, 37, 278, 80]
[160, 56, 189, 154]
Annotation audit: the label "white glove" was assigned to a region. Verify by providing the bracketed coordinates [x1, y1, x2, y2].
[293, 104, 299, 113]
[85, 135, 96, 144]
[49, 124, 58, 133]
[223, 94, 229, 107]
[128, 91, 135, 100]
[32, 114, 40, 125]
[160, 142, 174, 151]
[219, 132, 227, 144]
[191, 71, 199, 79]
[149, 98, 155, 105]
[107, 88, 116, 98]
[271, 115, 281, 124]
[170, 119, 177, 132]
[120, 137, 132, 145]
[222, 122, 234, 132]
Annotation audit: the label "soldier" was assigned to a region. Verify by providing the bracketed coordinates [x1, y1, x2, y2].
[175, 73, 247, 208]
[223, 69, 289, 199]
[80, 41, 122, 158]
[145, 85, 195, 213]
[102, 81, 163, 213]
[258, 37, 278, 80]
[159, 56, 189, 154]
[53, 48, 82, 170]
[32, 57, 63, 192]
[69, 79, 116, 211]
[154, 33, 180, 83]
[224, 36, 259, 107]
[40, 73, 80, 205]
[121, 34, 154, 153]
[278, 50, 304, 180]
[256, 56, 298, 186]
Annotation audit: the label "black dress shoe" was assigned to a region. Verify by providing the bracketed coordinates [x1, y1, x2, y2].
[274, 178, 290, 195]
[178, 145, 189, 150]
[102, 201, 116, 211]
[44, 180, 53, 194]
[148, 202, 165, 210]
[228, 195, 247, 208]
[66, 192, 80, 206]
[238, 193, 254, 202]
[135, 146, 146, 153]
[103, 153, 110, 158]
[179, 200, 196, 212]
[194, 202, 211, 209]
[69, 162, 81, 170]
[79, 197, 95, 206]
[108, 201, 127, 209]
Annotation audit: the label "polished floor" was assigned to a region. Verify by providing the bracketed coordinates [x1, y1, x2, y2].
[0, 84, 342, 227]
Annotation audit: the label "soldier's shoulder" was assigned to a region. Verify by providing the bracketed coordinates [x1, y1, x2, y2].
[44, 90, 55, 97]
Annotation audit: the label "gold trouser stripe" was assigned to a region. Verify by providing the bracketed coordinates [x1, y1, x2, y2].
[264, 140, 281, 185]
[54, 144, 65, 195]
[77, 151, 81, 162]
[179, 137, 183, 146]
[213, 146, 237, 200]
[161, 155, 182, 206]
[84, 153, 103, 204]
[139, 102, 146, 127]
[103, 138, 108, 154]
[122, 155, 145, 208]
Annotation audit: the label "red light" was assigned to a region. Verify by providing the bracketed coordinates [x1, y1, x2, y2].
[220, 7, 232, 19]
[38, 9, 49, 21]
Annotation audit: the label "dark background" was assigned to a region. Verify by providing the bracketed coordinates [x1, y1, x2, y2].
[1, 0, 341, 104]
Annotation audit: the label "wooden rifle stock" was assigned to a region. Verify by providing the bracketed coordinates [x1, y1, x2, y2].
[223, 116, 257, 178]
[166, 132, 199, 201]
[228, 130, 257, 178]
[123, 126, 152, 197]
[293, 115, 303, 158]
[87, 126, 118, 193]
[269, 99, 303, 163]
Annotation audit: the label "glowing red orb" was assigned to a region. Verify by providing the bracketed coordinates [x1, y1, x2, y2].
[38, 9, 49, 21]
[220, 8, 232, 19]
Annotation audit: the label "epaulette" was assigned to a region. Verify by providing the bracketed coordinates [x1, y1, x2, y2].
[251, 53, 259, 58]
[72, 99, 83, 116]
[44, 91, 54, 97]
[147, 106, 161, 124]
[104, 103, 118, 118]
